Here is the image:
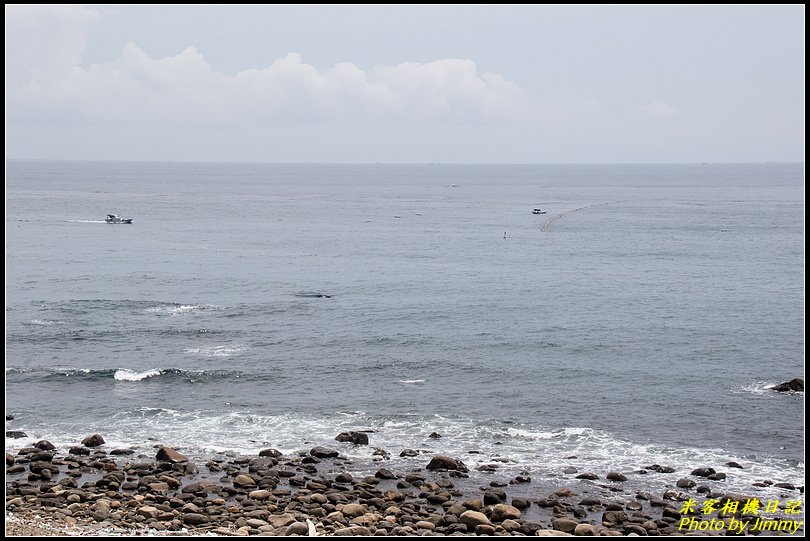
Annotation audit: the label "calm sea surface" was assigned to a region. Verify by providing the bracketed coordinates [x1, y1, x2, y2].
[5, 160, 804, 495]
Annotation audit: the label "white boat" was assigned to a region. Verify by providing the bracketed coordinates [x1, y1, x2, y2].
[105, 214, 133, 224]
[532, 208, 547, 215]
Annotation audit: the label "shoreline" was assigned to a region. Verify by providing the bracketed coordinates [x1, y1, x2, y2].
[5, 431, 805, 536]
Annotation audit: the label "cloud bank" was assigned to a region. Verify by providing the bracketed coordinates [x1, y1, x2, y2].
[6, 6, 528, 127]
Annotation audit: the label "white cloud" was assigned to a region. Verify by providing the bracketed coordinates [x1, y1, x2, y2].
[6, 8, 529, 126]
[642, 100, 677, 117]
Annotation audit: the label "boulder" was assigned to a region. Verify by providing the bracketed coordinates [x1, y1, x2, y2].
[771, 378, 804, 392]
[606, 471, 627, 482]
[426, 455, 468, 472]
[310, 446, 339, 458]
[81, 434, 105, 447]
[156, 446, 188, 463]
[491, 503, 521, 522]
[459, 510, 490, 528]
[336, 431, 369, 445]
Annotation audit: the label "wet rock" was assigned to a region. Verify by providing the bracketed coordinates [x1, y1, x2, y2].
[602, 510, 626, 526]
[34, 440, 56, 451]
[475, 524, 496, 535]
[676, 478, 696, 488]
[662, 506, 681, 520]
[6, 452, 14, 466]
[6, 431, 27, 439]
[575, 472, 599, 480]
[156, 446, 188, 463]
[426, 455, 468, 472]
[563, 466, 578, 474]
[336, 431, 369, 445]
[375, 468, 396, 479]
[233, 474, 257, 488]
[725, 461, 743, 469]
[399, 449, 419, 457]
[512, 474, 531, 483]
[607, 471, 627, 482]
[774, 482, 796, 490]
[342, 503, 368, 518]
[707, 472, 726, 481]
[258, 448, 282, 458]
[110, 448, 135, 455]
[770, 378, 804, 392]
[310, 446, 339, 458]
[511, 497, 531, 509]
[81, 434, 105, 447]
[483, 490, 505, 505]
[646, 464, 675, 473]
[690, 467, 715, 477]
[428, 432, 441, 438]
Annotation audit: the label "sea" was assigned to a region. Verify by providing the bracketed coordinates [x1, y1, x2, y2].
[5, 160, 805, 499]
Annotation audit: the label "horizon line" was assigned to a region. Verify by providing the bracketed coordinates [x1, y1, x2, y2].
[5, 158, 805, 167]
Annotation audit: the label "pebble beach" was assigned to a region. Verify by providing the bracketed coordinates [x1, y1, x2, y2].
[5, 428, 805, 537]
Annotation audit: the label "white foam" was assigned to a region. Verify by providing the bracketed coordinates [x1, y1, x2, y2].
[113, 368, 163, 381]
[146, 304, 221, 316]
[28, 319, 63, 325]
[739, 381, 782, 396]
[183, 345, 246, 357]
[399, 379, 426, 384]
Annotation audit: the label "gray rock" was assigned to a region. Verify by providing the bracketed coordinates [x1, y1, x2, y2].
[607, 471, 628, 482]
[310, 446, 339, 458]
[6, 430, 27, 439]
[156, 446, 188, 463]
[552, 517, 580, 534]
[575, 472, 599, 480]
[426, 455, 468, 472]
[336, 431, 369, 445]
[770, 378, 804, 392]
[81, 434, 105, 447]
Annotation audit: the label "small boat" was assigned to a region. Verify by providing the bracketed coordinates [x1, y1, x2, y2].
[105, 213, 133, 224]
[532, 208, 547, 215]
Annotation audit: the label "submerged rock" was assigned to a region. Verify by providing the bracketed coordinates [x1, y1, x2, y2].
[771, 378, 804, 392]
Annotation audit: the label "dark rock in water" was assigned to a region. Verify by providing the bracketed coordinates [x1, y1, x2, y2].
[310, 446, 338, 458]
[428, 432, 442, 438]
[426, 455, 468, 472]
[774, 482, 796, 490]
[607, 471, 628, 482]
[375, 468, 396, 479]
[483, 490, 505, 505]
[69, 446, 90, 456]
[6, 452, 14, 466]
[771, 378, 804, 392]
[6, 430, 27, 439]
[690, 467, 715, 477]
[81, 434, 105, 447]
[677, 478, 696, 488]
[6, 415, 14, 421]
[512, 475, 531, 484]
[563, 466, 578, 474]
[34, 440, 56, 451]
[110, 448, 135, 455]
[259, 448, 282, 458]
[576, 472, 599, 480]
[725, 461, 743, 469]
[707, 472, 726, 481]
[295, 291, 332, 299]
[646, 464, 676, 473]
[156, 446, 188, 463]
[399, 449, 419, 457]
[335, 431, 369, 445]
[372, 448, 390, 460]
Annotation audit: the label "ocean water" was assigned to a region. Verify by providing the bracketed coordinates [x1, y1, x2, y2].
[5, 160, 804, 497]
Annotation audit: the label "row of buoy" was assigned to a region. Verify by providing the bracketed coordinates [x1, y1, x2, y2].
[542, 202, 612, 232]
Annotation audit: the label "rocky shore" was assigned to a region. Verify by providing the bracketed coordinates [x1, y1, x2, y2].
[5, 431, 805, 536]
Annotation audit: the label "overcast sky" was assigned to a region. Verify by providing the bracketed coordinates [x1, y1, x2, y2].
[5, 5, 805, 163]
